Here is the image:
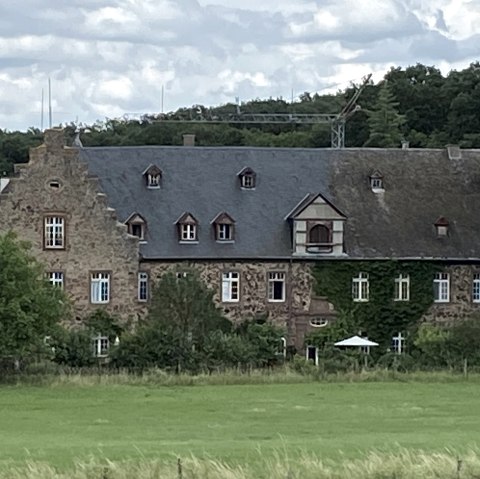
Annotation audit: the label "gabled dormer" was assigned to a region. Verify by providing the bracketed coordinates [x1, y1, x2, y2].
[369, 170, 384, 192]
[143, 164, 162, 189]
[286, 193, 347, 256]
[435, 216, 449, 237]
[175, 212, 198, 242]
[125, 213, 147, 240]
[238, 167, 256, 189]
[211, 212, 235, 242]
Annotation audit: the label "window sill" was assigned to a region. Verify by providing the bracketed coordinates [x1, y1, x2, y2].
[353, 299, 369, 303]
[179, 241, 199, 244]
[268, 299, 286, 303]
[434, 300, 450, 304]
[216, 240, 235, 244]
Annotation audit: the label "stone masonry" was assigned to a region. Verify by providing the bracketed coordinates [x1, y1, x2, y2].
[424, 264, 480, 323]
[1, 130, 479, 347]
[142, 260, 315, 346]
[0, 129, 142, 323]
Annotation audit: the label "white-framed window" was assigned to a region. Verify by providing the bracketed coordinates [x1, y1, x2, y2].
[310, 318, 329, 328]
[352, 272, 369, 302]
[391, 332, 405, 354]
[181, 224, 197, 241]
[175, 271, 189, 279]
[370, 177, 383, 190]
[473, 273, 480, 303]
[433, 272, 450, 303]
[138, 272, 148, 302]
[394, 274, 410, 301]
[47, 271, 64, 289]
[130, 223, 144, 239]
[147, 173, 161, 188]
[92, 335, 109, 358]
[217, 224, 233, 241]
[222, 272, 239, 302]
[44, 216, 65, 249]
[91, 272, 110, 304]
[241, 173, 255, 189]
[268, 272, 286, 302]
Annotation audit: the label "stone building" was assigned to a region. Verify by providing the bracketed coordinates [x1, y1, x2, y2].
[1, 130, 480, 352]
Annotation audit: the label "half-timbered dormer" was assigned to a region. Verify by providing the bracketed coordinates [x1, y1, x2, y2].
[287, 193, 347, 256]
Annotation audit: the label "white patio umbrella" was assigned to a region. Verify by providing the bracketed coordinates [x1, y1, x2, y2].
[334, 335, 379, 347]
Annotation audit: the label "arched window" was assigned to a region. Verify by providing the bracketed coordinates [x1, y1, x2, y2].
[308, 224, 330, 244]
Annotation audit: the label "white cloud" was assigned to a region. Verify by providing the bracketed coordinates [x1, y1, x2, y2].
[0, 0, 477, 130]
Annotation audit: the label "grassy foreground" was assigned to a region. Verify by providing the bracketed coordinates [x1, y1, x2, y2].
[0, 380, 479, 475]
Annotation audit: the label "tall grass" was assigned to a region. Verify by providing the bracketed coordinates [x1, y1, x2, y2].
[6, 365, 480, 388]
[0, 449, 478, 478]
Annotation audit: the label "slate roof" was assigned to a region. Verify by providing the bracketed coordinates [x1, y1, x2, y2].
[79, 146, 480, 260]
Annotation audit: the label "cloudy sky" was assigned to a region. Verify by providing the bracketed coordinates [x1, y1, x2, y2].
[0, 0, 479, 131]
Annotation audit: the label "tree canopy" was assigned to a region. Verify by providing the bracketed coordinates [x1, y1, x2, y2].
[0, 232, 69, 361]
[111, 273, 284, 372]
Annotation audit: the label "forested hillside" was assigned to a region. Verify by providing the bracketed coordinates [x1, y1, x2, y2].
[2, 62, 480, 175]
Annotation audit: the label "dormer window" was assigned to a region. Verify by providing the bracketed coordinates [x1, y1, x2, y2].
[176, 212, 198, 242]
[287, 193, 346, 256]
[143, 164, 162, 189]
[435, 217, 449, 237]
[238, 167, 256, 189]
[212, 212, 235, 242]
[369, 171, 384, 191]
[307, 222, 332, 253]
[125, 213, 146, 240]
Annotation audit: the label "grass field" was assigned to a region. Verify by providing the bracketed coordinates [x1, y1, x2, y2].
[0, 379, 479, 473]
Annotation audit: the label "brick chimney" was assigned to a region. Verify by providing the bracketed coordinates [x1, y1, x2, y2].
[183, 134, 195, 147]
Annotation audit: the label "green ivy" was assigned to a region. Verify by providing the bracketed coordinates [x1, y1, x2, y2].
[311, 261, 442, 347]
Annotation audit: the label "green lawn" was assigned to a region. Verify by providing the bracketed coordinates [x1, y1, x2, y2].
[0, 381, 479, 468]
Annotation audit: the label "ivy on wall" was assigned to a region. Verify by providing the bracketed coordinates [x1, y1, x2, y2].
[311, 261, 442, 347]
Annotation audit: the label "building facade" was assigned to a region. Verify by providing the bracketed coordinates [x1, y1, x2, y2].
[1, 130, 480, 350]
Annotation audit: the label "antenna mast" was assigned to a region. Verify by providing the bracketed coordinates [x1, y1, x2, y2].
[48, 77, 52, 128]
[161, 85, 164, 114]
[41, 88, 44, 131]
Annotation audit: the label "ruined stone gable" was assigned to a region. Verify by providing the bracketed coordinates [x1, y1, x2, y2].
[0, 129, 142, 322]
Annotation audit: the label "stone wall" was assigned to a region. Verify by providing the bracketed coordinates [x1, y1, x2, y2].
[424, 264, 480, 323]
[142, 259, 314, 344]
[0, 129, 142, 323]
[2, 129, 478, 345]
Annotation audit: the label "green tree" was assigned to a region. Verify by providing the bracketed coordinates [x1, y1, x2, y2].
[364, 82, 406, 147]
[52, 310, 124, 367]
[112, 274, 285, 371]
[113, 273, 231, 371]
[0, 232, 69, 364]
[384, 64, 446, 138]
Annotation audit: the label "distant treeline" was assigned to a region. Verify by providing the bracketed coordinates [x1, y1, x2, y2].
[2, 62, 480, 174]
